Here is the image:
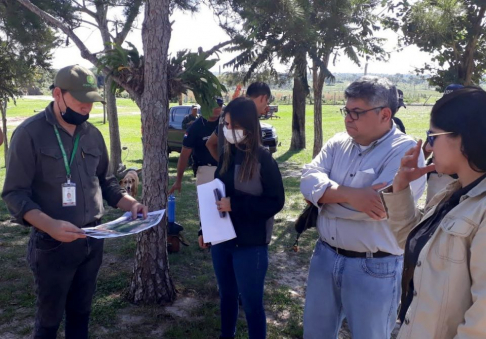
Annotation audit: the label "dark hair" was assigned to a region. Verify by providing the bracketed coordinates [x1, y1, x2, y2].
[431, 86, 486, 172]
[220, 97, 261, 181]
[246, 82, 271, 99]
[50, 85, 67, 95]
[345, 76, 398, 116]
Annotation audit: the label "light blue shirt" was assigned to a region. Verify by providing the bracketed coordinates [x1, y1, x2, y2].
[300, 124, 426, 255]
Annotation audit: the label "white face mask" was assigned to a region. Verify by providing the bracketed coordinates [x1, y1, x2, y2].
[223, 126, 246, 144]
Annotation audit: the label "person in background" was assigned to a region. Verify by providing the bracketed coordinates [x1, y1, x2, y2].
[206, 82, 271, 161]
[199, 97, 284, 339]
[382, 86, 486, 338]
[393, 89, 407, 133]
[182, 104, 199, 130]
[300, 76, 426, 339]
[169, 102, 220, 195]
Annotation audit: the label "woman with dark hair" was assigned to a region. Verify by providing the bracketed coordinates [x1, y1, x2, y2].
[198, 97, 285, 339]
[382, 87, 486, 338]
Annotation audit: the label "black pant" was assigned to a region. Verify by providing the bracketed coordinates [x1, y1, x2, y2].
[27, 230, 104, 339]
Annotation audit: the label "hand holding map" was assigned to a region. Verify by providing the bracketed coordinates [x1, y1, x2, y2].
[82, 210, 165, 239]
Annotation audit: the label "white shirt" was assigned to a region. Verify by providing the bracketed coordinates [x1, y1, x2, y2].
[300, 125, 426, 255]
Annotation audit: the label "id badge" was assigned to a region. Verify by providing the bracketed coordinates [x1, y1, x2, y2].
[62, 181, 76, 207]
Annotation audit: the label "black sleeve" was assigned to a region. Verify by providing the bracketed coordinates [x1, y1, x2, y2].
[393, 117, 406, 134]
[182, 115, 190, 130]
[182, 121, 198, 149]
[230, 150, 285, 219]
[1, 127, 41, 225]
[95, 131, 126, 207]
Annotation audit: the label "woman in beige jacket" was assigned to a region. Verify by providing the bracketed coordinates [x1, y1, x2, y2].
[382, 87, 486, 339]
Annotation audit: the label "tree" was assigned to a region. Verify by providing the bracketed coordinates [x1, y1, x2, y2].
[211, 0, 387, 154]
[0, 0, 60, 165]
[31, 0, 144, 174]
[307, 0, 387, 157]
[385, 0, 486, 91]
[17, 0, 226, 304]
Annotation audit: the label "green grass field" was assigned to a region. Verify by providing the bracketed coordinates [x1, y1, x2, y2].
[0, 99, 432, 338]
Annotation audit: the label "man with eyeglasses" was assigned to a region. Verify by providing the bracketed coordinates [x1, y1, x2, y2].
[300, 76, 426, 339]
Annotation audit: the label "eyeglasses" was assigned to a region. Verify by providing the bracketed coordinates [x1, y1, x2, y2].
[426, 130, 454, 147]
[340, 106, 385, 121]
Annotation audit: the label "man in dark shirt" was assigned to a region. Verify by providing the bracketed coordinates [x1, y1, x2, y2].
[169, 104, 220, 194]
[2, 65, 147, 339]
[393, 89, 406, 133]
[182, 105, 199, 129]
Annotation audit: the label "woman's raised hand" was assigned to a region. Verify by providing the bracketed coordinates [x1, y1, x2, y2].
[393, 139, 435, 193]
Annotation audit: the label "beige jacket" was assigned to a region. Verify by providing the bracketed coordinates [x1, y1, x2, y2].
[382, 178, 486, 339]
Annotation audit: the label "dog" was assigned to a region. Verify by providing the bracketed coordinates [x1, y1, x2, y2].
[119, 170, 139, 197]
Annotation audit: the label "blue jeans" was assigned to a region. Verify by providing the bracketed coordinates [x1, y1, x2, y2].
[27, 230, 104, 339]
[211, 239, 268, 339]
[304, 241, 402, 339]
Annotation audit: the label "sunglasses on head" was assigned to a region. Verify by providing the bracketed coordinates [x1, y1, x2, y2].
[426, 130, 454, 147]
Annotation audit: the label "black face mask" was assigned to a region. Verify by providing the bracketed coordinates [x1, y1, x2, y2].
[58, 94, 89, 125]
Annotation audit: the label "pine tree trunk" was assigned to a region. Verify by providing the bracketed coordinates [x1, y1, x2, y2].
[105, 77, 122, 174]
[1, 99, 8, 167]
[98, 16, 122, 175]
[290, 76, 306, 150]
[127, 0, 176, 304]
[312, 63, 322, 158]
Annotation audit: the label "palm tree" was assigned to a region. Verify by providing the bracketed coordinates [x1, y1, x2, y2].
[210, 0, 387, 154]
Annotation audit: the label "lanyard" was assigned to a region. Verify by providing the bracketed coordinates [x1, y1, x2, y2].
[53, 125, 80, 180]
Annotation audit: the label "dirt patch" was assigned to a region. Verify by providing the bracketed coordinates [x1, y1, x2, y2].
[6, 117, 29, 127]
[164, 297, 200, 318]
[269, 251, 307, 301]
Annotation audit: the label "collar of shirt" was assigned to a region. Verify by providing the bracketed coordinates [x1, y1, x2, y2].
[45, 102, 90, 136]
[350, 123, 397, 155]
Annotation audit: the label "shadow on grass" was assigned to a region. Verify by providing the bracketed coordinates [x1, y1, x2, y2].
[276, 149, 304, 164]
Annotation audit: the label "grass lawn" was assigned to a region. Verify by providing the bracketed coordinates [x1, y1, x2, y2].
[0, 100, 432, 338]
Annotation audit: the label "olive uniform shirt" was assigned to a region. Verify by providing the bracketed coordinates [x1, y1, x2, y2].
[2, 102, 126, 228]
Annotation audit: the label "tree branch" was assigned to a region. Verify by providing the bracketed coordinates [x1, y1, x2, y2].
[115, 0, 143, 45]
[71, 0, 97, 19]
[79, 18, 100, 30]
[204, 40, 233, 57]
[15, 0, 141, 103]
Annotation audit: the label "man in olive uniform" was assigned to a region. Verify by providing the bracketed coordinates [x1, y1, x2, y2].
[2, 65, 148, 339]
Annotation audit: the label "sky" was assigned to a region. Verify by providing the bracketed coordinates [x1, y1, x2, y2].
[51, 4, 435, 76]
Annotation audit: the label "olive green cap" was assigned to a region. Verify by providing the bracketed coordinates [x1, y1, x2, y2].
[54, 65, 105, 103]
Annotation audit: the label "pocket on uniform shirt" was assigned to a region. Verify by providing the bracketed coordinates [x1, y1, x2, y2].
[436, 217, 475, 263]
[349, 170, 376, 188]
[82, 146, 102, 177]
[40, 147, 66, 181]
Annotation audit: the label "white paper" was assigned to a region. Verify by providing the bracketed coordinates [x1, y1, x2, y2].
[197, 179, 236, 245]
[362, 168, 375, 174]
[82, 210, 165, 239]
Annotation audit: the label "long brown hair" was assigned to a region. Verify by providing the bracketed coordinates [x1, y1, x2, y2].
[220, 97, 262, 182]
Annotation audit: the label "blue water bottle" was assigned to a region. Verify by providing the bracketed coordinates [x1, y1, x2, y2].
[168, 194, 176, 223]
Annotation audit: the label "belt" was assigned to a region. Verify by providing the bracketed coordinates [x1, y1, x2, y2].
[322, 240, 393, 258]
